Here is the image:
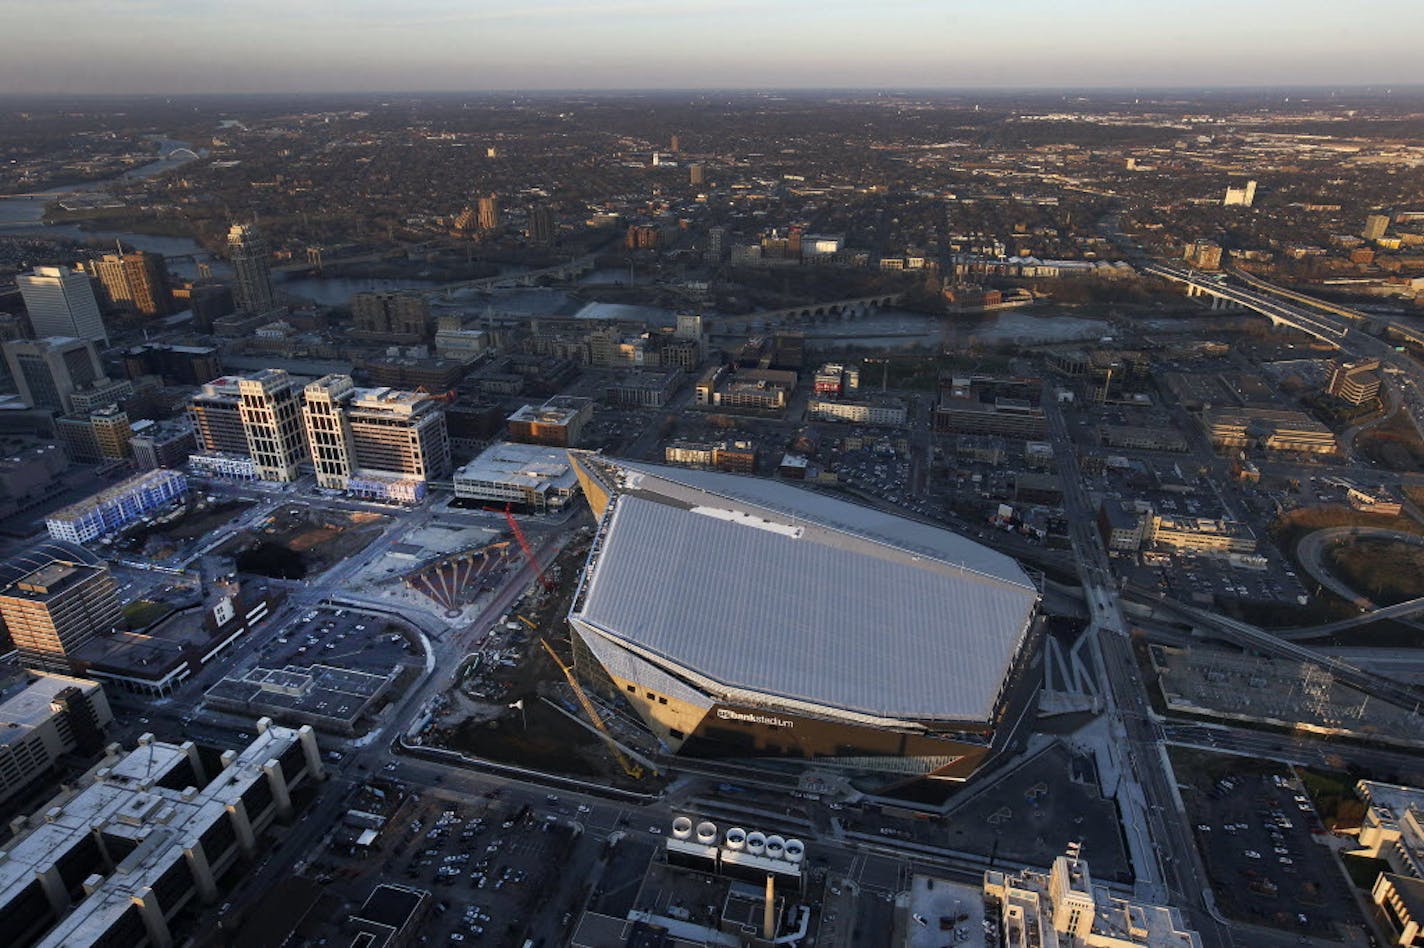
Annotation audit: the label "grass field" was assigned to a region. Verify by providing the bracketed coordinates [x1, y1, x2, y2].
[1325, 538, 1424, 606]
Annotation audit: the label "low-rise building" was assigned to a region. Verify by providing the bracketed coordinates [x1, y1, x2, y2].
[605, 369, 682, 408]
[1098, 501, 1146, 551]
[1099, 425, 1189, 453]
[0, 673, 112, 808]
[0, 721, 323, 948]
[1204, 408, 1337, 455]
[983, 855, 1202, 947]
[807, 397, 906, 426]
[1147, 514, 1257, 555]
[934, 377, 1046, 439]
[507, 395, 593, 447]
[1328, 359, 1383, 405]
[452, 441, 582, 512]
[45, 469, 188, 544]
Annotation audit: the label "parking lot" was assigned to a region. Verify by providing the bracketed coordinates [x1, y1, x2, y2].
[255, 606, 421, 676]
[338, 792, 587, 946]
[1179, 756, 1360, 936]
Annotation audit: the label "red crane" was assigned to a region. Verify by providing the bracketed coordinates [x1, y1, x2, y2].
[504, 503, 555, 590]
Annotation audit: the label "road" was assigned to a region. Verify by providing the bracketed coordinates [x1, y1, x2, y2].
[1162, 721, 1424, 781]
[1043, 393, 1235, 948]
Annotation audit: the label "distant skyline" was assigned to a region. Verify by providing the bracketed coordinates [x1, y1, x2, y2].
[3, 0, 1423, 95]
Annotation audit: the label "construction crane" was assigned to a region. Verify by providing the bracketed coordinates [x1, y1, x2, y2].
[504, 503, 555, 591]
[538, 638, 644, 780]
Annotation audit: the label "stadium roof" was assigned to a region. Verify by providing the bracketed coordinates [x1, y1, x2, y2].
[570, 459, 1039, 723]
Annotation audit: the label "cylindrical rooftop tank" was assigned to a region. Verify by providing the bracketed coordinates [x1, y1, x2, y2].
[671, 816, 693, 840]
[784, 839, 805, 863]
[765, 834, 786, 859]
[695, 821, 718, 845]
[725, 827, 747, 850]
[746, 831, 767, 855]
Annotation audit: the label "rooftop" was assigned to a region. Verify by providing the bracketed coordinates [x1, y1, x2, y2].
[571, 459, 1038, 723]
[454, 441, 580, 493]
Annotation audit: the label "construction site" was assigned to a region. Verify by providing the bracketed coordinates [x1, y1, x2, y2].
[419, 518, 664, 791]
[217, 504, 392, 578]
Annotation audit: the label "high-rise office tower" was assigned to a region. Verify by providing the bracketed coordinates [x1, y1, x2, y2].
[528, 205, 556, 245]
[477, 194, 501, 231]
[2, 336, 105, 412]
[227, 224, 277, 314]
[302, 374, 450, 503]
[236, 369, 308, 482]
[689, 163, 705, 186]
[707, 226, 726, 262]
[16, 266, 108, 345]
[1363, 213, 1391, 241]
[84, 250, 173, 317]
[187, 376, 251, 455]
[669, 134, 680, 153]
[0, 543, 121, 673]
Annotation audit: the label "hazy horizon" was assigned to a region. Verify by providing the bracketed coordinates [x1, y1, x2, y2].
[4, 0, 1423, 96]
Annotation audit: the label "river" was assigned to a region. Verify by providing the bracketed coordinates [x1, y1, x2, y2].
[1, 143, 1115, 346]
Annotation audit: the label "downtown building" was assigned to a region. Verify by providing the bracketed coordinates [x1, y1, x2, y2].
[563, 454, 1042, 796]
[187, 370, 307, 482]
[16, 266, 108, 346]
[45, 469, 189, 544]
[81, 250, 172, 317]
[226, 223, 277, 315]
[301, 374, 450, 504]
[0, 541, 121, 675]
[2, 337, 128, 414]
[0, 721, 324, 948]
[0, 672, 112, 810]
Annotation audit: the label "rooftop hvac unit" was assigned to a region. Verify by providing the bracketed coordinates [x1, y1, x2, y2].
[696, 821, 718, 845]
[784, 839, 805, 863]
[746, 831, 767, 855]
[765, 835, 786, 859]
[725, 827, 747, 851]
[672, 816, 693, 840]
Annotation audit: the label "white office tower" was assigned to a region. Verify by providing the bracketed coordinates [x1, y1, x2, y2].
[236, 369, 308, 482]
[227, 223, 277, 314]
[16, 266, 108, 346]
[302, 374, 449, 504]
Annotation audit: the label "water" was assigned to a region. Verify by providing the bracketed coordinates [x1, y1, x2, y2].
[278, 275, 446, 307]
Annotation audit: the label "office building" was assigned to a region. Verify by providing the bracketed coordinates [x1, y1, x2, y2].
[663, 438, 759, 474]
[933, 378, 1047, 439]
[452, 441, 582, 513]
[507, 395, 593, 447]
[237, 370, 308, 482]
[1146, 514, 1257, 556]
[528, 204, 556, 244]
[0, 673, 112, 809]
[122, 343, 221, 387]
[605, 370, 682, 408]
[2, 336, 106, 412]
[45, 469, 188, 544]
[351, 292, 430, 341]
[1328, 359, 1382, 405]
[812, 362, 859, 397]
[807, 397, 906, 426]
[0, 722, 323, 948]
[227, 223, 277, 314]
[1223, 180, 1257, 207]
[16, 266, 108, 345]
[302, 374, 450, 503]
[476, 194, 500, 231]
[1364, 214, 1392, 241]
[189, 283, 236, 333]
[689, 163, 705, 186]
[128, 420, 197, 471]
[564, 454, 1040, 793]
[983, 855, 1202, 947]
[707, 226, 726, 262]
[55, 405, 133, 464]
[0, 541, 121, 673]
[83, 250, 172, 317]
[1203, 407, 1337, 455]
[1183, 240, 1223, 271]
[694, 366, 798, 412]
[187, 375, 250, 457]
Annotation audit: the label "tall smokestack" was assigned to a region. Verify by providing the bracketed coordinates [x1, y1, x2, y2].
[764, 874, 776, 939]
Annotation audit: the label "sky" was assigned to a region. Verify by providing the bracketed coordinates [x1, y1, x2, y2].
[3, 0, 1423, 95]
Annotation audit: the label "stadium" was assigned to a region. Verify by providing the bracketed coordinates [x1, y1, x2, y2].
[565, 453, 1043, 794]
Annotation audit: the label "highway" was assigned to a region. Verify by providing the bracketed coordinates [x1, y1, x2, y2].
[1162, 721, 1424, 781]
[1042, 394, 1236, 948]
